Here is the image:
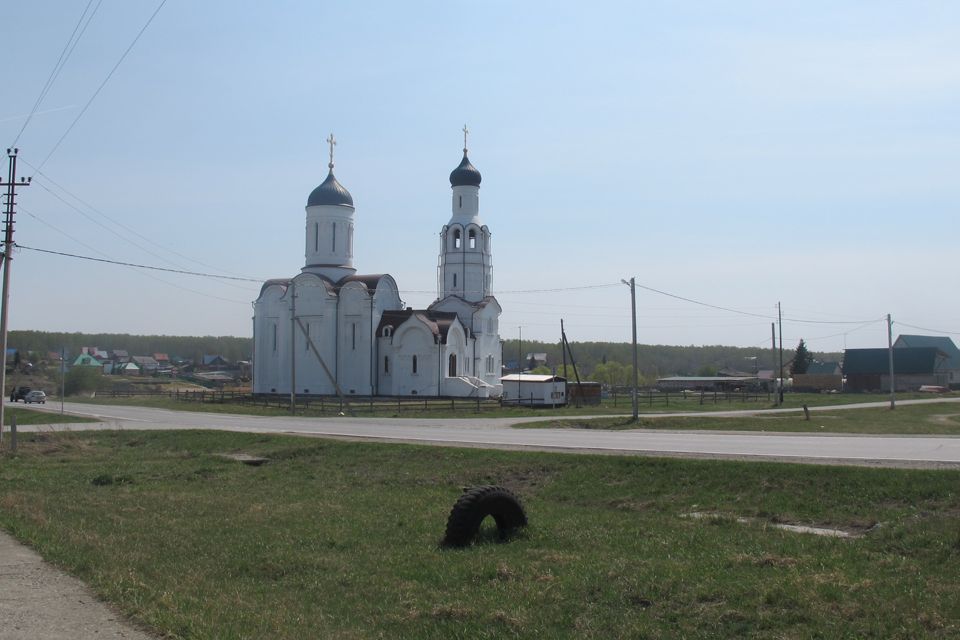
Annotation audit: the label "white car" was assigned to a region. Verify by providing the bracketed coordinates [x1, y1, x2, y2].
[24, 390, 46, 404]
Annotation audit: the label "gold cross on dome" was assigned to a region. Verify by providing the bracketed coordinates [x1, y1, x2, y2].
[462, 124, 469, 153]
[326, 133, 336, 169]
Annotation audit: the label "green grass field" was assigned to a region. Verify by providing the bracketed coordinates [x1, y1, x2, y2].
[1, 430, 958, 638]
[516, 401, 960, 435]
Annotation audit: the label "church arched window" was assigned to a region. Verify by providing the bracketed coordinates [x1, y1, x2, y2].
[453, 273, 457, 288]
[332, 223, 337, 251]
[453, 229, 461, 249]
[468, 229, 476, 249]
[384, 356, 389, 373]
[314, 223, 319, 252]
[412, 355, 418, 374]
[383, 326, 392, 338]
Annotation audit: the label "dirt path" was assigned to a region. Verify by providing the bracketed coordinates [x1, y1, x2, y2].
[0, 530, 155, 640]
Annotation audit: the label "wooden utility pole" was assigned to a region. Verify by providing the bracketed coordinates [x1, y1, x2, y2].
[887, 313, 895, 410]
[0, 149, 30, 439]
[771, 322, 778, 406]
[778, 302, 784, 404]
[290, 280, 297, 413]
[621, 278, 639, 422]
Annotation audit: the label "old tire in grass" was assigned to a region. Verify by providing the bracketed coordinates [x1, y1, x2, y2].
[442, 485, 528, 547]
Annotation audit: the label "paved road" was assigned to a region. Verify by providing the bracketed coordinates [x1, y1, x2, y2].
[10, 398, 960, 468]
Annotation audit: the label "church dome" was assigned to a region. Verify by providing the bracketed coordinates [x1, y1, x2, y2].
[307, 170, 354, 207]
[449, 152, 481, 187]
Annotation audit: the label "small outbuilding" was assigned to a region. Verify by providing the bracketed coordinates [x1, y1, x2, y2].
[501, 374, 566, 406]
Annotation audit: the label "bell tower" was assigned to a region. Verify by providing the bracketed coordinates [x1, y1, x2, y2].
[438, 126, 492, 303]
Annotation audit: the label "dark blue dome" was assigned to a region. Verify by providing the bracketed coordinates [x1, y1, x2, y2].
[449, 152, 481, 187]
[307, 171, 354, 207]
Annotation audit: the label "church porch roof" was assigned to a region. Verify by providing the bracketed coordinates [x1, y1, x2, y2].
[377, 309, 463, 343]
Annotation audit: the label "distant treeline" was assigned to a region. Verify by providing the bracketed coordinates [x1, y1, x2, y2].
[9, 331, 252, 364]
[9, 331, 838, 381]
[503, 339, 841, 382]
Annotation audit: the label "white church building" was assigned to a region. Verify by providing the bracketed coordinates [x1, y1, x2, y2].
[252, 134, 503, 398]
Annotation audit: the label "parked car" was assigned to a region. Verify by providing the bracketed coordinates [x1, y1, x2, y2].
[24, 390, 46, 404]
[9, 386, 31, 402]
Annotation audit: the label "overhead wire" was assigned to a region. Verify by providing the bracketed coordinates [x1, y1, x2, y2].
[10, 0, 101, 147]
[25, 175, 258, 293]
[37, 0, 169, 171]
[22, 158, 258, 280]
[896, 321, 960, 336]
[16, 245, 262, 283]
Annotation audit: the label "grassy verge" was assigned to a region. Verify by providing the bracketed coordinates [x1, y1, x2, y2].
[515, 402, 960, 435]
[1, 430, 959, 638]
[3, 406, 97, 426]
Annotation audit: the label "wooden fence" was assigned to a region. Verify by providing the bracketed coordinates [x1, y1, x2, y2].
[107, 386, 771, 414]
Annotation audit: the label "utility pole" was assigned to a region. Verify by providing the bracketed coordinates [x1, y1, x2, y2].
[289, 280, 296, 414]
[771, 322, 777, 406]
[0, 149, 31, 438]
[517, 326, 522, 405]
[777, 302, 784, 404]
[887, 313, 895, 410]
[621, 277, 638, 422]
[60, 347, 66, 415]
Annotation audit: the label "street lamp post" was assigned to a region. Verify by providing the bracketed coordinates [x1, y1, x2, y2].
[621, 278, 638, 422]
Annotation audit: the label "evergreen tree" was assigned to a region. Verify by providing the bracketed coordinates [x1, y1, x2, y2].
[790, 339, 813, 374]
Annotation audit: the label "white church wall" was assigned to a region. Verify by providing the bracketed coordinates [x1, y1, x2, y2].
[337, 284, 374, 395]
[391, 323, 438, 396]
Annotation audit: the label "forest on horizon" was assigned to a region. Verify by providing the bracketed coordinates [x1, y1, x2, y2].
[9, 330, 837, 385]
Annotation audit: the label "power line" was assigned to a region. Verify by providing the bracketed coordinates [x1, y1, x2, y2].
[22, 159, 257, 279]
[16, 244, 263, 283]
[37, 0, 168, 170]
[10, 0, 101, 147]
[631, 280, 881, 325]
[896, 321, 960, 336]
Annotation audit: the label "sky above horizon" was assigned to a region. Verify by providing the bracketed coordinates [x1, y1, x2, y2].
[3, 1, 958, 353]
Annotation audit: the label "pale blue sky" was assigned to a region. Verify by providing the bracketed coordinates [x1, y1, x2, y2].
[3, 1, 958, 352]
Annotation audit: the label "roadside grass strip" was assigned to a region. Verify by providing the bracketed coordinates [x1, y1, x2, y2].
[515, 402, 960, 435]
[1, 430, 958, 638]
[3, 406, 98, 426]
